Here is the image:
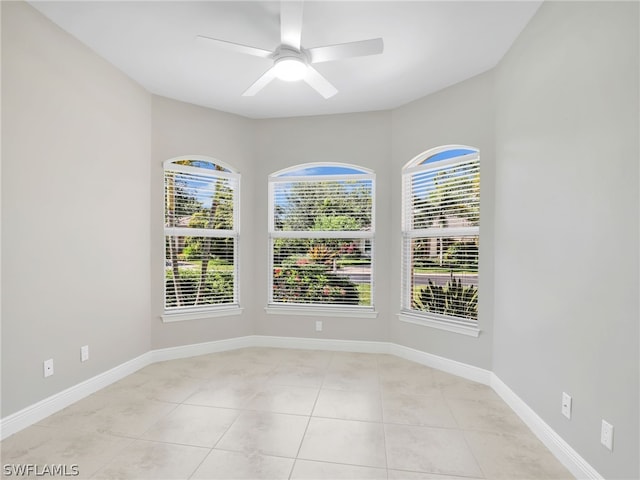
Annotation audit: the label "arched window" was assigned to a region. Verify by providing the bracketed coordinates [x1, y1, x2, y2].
[163, 156, 240, 317]
[268, 163, 375, 314]
[401, 146, 479, 335]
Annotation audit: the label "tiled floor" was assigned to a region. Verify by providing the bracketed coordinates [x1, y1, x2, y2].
[1, 348, 573, 479]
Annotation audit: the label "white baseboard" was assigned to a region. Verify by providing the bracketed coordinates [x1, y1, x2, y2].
[254, 335, 391, 353]
[389, 343, 493, 385]
[151, 335, 254, 363]
[490, 374, 603, 480]
[0, 352, 151, 440]
[0, 335, 603, 480]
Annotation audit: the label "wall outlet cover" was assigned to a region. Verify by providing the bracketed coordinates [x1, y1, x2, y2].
[561, 392, 572, 419]
[601, 420, 614, 451]
[43, 359, 54, 378]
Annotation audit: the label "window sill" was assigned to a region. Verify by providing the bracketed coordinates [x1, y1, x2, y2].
[397, 311, 480, 337]
[266, 305, 378, 319]
[162, 306, 243, 323]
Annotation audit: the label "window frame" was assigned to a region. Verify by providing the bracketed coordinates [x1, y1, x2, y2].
[399, 146, 480, 337]
[267, 162, 377, 318]
[162, 155, 242, 322]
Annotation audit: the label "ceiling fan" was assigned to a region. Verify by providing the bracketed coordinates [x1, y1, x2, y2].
[196, 1, 384, 99]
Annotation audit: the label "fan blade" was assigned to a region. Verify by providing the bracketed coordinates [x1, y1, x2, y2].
[196, 35, 272, 58]
[304, 67, 338, 99]
[242, 67, 277, 96]
[308, 38, 384, 64]
[280, 1, 303, 50]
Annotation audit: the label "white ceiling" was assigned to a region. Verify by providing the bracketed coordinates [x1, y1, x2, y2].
[30, 1, 541, 119]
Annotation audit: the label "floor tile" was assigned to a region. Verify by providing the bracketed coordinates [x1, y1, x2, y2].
[322, 368, 380, 391]
[298, 417, 386, 468]
[382, 391, 457, 428]
[102, 371, 203, 403]
[388, 469, 483, 479]
[378, 358, 435, 380]
[91, 439, 209, 479]
[246, 384, 319, 416]
[270, 348, 333, 368]
[184, 380, 262, 409]
[446, 397, 531, 435]
[267, 364, 326, 388]
[36, 391, 177, 437]
[385, 423, 483, 477]
[192, 449, 294, 480]
[328, 352, 381, 370]
[379, 364, 437, 396]
[291, 459, 387, 479]
[0, 425, 131, 479]
[2, 348, 573, 480]
[138, 356, 218, 379]
[221, 347, 286, 366]
[313, 388, 383, 422]
[216, 410, 308, 457]
[140, 404, 239, 447]
[207, 362, 276, 383]
[432, 370, 499, 401]
[96, 372, 153, 396]
[465, 430, 573, 479]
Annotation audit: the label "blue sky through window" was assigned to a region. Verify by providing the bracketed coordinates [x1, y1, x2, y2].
[278, 165, 368, 177]
[414, 148, 477, 198]
[421, 148, 475, 165]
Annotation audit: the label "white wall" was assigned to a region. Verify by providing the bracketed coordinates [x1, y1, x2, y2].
[390, 71, 495, 369]
[493, 2, 639, 479]
[1, 2, 151, 416]
[150, 96, 257, 349]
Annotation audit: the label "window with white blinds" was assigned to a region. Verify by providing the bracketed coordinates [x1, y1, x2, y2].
[164, 157, 239, 315]
[401, 147, 479, 333]
[268, 163, 375, 311]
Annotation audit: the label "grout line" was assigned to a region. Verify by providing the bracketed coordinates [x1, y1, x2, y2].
[8, 347, 562, 480]
[291, 351, 330, 467]
[376, 354, 390, 475]
[287, 350, 338, 478]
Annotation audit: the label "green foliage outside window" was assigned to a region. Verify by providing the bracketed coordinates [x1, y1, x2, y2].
[272, 256, 359, 305]
[413, 278, 478, 320]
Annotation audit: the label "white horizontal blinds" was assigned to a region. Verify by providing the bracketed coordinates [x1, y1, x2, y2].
[165, 167, 237, 231]
[402, 150, 479, 324]
[272, 176, 373, 233]
[164, 159, 239, 312]
[410, 157, 479, 232]
[402, 235, 478, 324]
[272, 238, 372, 306]
[269, 167, 374, 308]
[165, 236, 236, 308]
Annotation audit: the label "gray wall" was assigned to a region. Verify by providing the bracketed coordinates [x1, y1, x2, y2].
[252, 112, 393, 341]
[1, 2, 152, 416]
[2, 2, 638, 478]
[390, 71, 496, 369]
[493, 2, 639, 479]
[150, 96, 256, 349]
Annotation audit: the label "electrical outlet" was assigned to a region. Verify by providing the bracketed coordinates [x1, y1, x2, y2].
[601, 420, 614, 451]
[315, 320, 323, 332]
[561, 392, 572, 419]
[43, 359, 54, 378]
[81, 345, 89, 362]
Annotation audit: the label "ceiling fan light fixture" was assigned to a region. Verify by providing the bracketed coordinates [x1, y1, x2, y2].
[272, 57, 308, 81]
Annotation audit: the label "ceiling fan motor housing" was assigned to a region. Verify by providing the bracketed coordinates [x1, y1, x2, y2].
[272, 46, 309, 81]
